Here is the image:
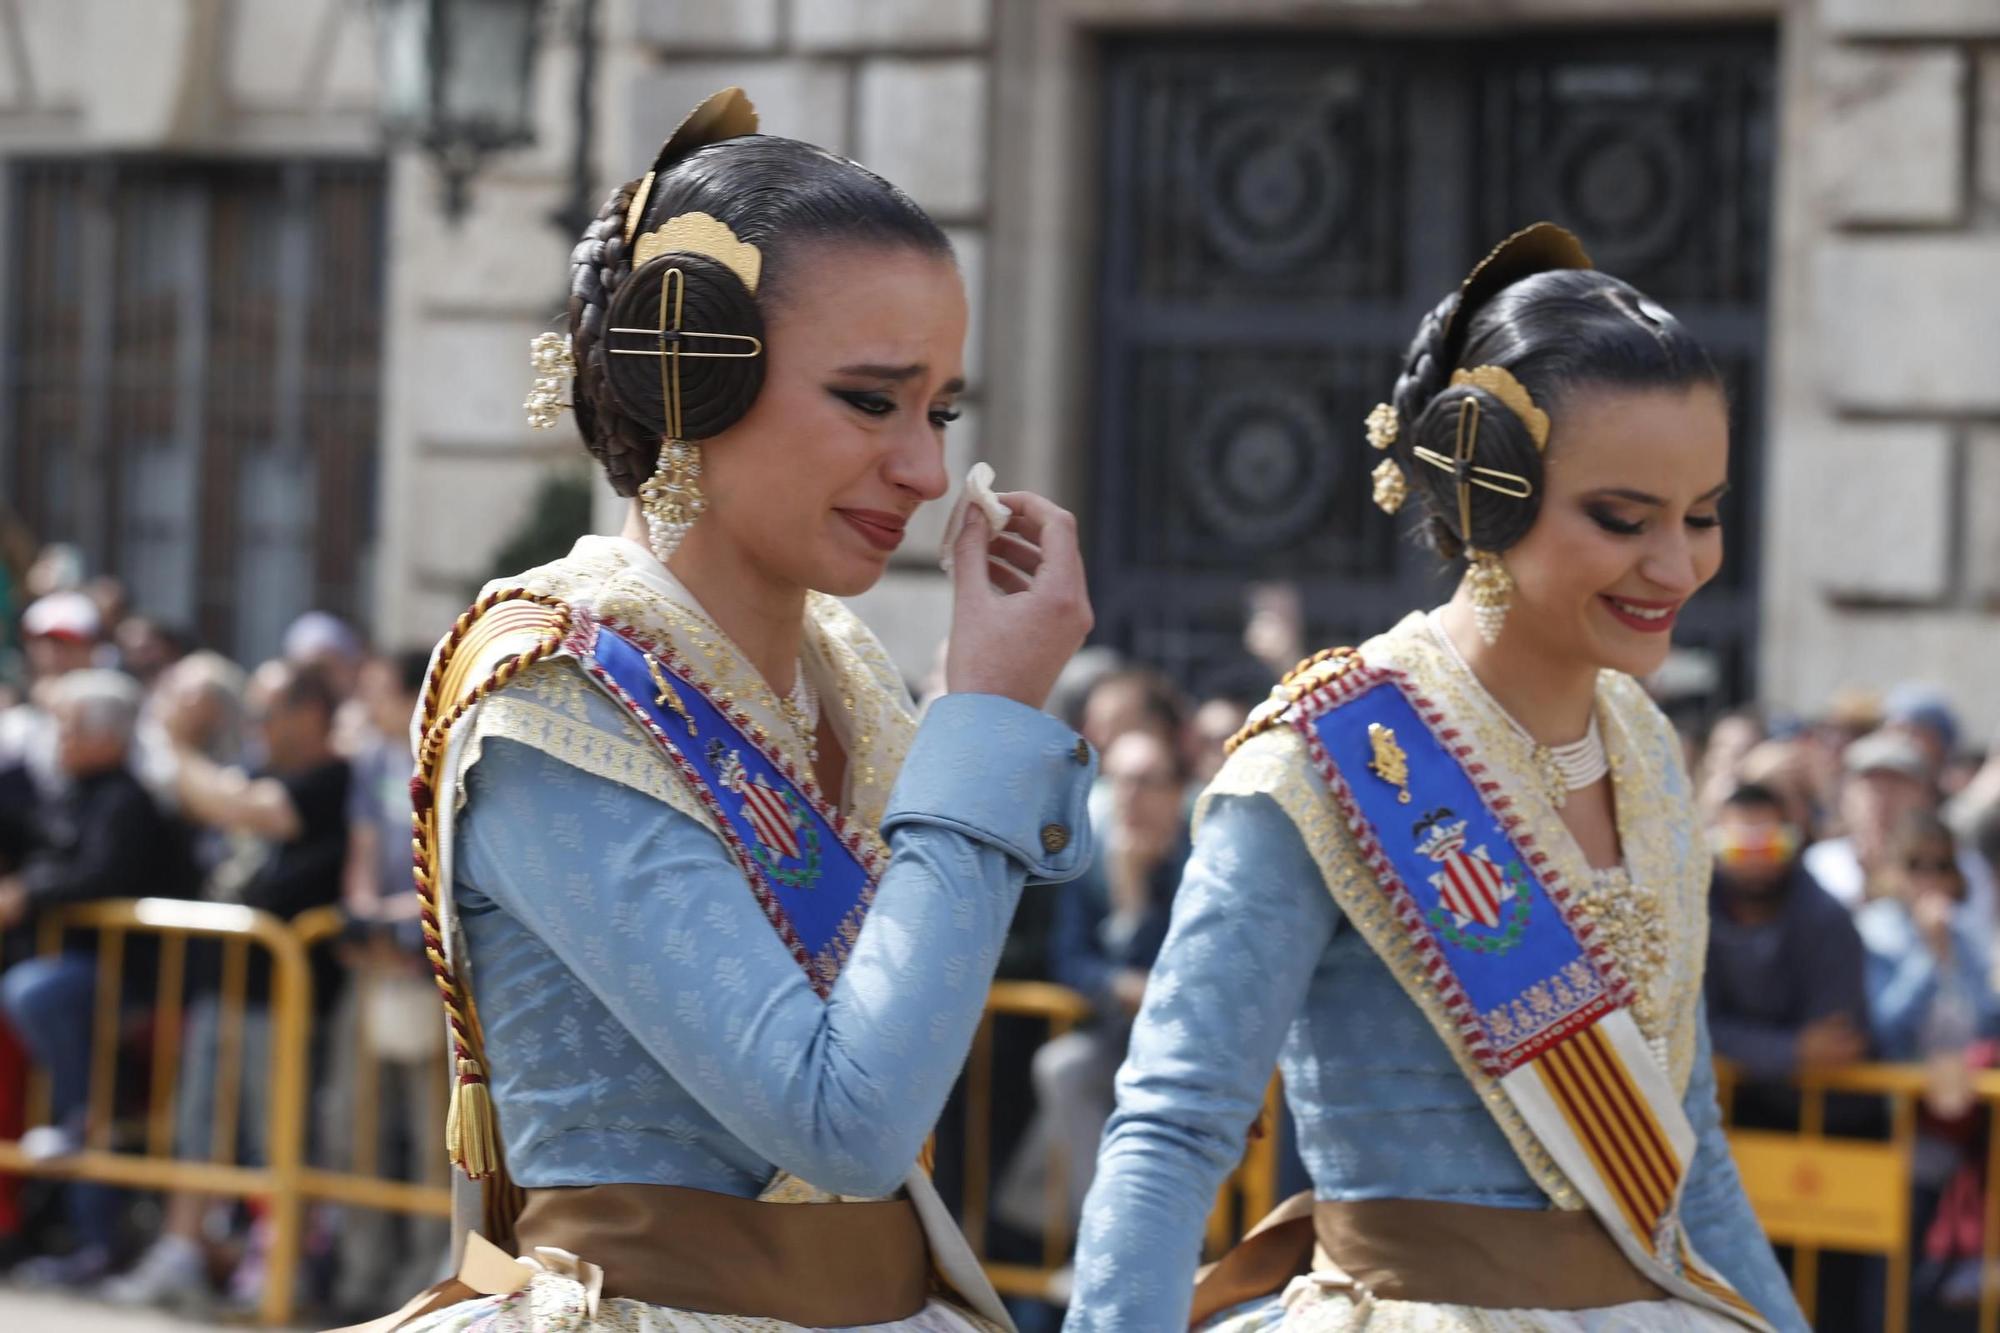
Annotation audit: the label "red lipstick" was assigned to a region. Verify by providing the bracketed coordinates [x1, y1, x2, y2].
[838, 508, 907, 553]
[1599, 594, 1682, 634]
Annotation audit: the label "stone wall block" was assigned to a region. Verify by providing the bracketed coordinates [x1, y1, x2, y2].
[1824, 0, 2000, 37]
[945, 226, 986, 386]
[634, 0, 781, 52]
[1968, 427, 2000, 603]
[628, 60, 851, 162]
[858, 59, 988, 216]
[397, 172, 573, 315]
[412, 317, 562, 445]
[795, 0, 990, 51]
[410, 451, 556, 583]
[1817, 239, 2000, 413]
[1818, 45, 1964, 224]
[1797, 421, 1953, 601]
[1979, 49, 2000, 218]
[229, 0, 336, 108]
[17, 0, 88, 106]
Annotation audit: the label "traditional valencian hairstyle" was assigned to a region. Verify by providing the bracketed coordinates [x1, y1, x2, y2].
[1365, 224, 1722, 638]
[525, 88, 951, 559]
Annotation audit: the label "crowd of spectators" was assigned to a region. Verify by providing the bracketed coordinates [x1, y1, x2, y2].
[0, 544, 444, 1320]
[4, 535, 2000, 1327]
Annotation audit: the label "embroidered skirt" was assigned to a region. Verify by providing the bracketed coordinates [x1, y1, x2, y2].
[1201, 1279, 1744, 1333]
[395, 1265, 1005, 1333]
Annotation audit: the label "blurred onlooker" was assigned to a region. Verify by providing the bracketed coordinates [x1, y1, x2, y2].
[0, 591, 104, 804]
[282, 611, 368, 756]
[1078, 666, 1184, 757]
[1851, 812, 1998, 1311]
[1705, 782, 1867, 1087]
[1184, 694, 1254, 788]
[1735, 738, 1821, 840]
[106, 660, 350, 1310]
[1242, 582, 1305, 682]
[1697, 708, 1765, 816]
[322, 649, 448, 1315]
[1805, 730, 1997, 936]
[1882, 684, 1958, 787]
[998, 729, 1191, 1235]
[23, 544, 85, 601]
[1855, 812, 1994, 1065]
[1946, 725, 2000, 850]
[111, 616, 190, 691]
[0, 670, 195, 1285]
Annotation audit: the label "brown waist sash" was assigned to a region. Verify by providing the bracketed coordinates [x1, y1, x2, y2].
[336, 1182, 932, 1331]
[1189, 1193, 1668, 1328]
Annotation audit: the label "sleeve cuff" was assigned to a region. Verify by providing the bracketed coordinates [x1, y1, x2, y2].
[883, 693, 1096, 883]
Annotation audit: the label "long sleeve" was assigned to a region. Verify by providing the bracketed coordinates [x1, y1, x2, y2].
[1680, 1004, 1810, 1332]
[458, 691, 1092, 1199]
[19, 779, 161, 907]
[1707, 885, 1868, 1080]
[1064, 792, 1339, 1332]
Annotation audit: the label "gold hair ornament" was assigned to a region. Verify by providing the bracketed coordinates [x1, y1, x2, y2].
[611, 264, 763, 561]
[524, 332, 577, 430]
[632, 211, 762, 293]
[1450, 365, 1549, 450]
[1365, 402, 1399, 451]
[1411, 395, 1536, 535]
[622, 87, 760, 248]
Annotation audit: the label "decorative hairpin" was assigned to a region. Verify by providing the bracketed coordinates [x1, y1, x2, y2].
[524, 333, 576, 430]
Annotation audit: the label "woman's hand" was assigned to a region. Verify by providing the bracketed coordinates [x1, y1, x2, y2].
[944, 491, 1093, 709]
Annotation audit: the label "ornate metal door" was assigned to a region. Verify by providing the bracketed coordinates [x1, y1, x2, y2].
[1092, 29, 1774, 706]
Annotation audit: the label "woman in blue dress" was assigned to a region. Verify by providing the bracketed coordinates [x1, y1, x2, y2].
[1063, 226, 1809, 1332]
[361, 88, 1095, 1333]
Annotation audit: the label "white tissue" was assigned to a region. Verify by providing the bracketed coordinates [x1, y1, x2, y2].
[939, 462, 1011, 573]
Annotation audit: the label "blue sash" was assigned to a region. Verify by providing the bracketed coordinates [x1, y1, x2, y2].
[587, 621, 875, 998]
[1302, 675, 1623, 1076]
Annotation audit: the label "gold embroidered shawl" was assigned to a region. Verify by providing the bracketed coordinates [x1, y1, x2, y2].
[1202, 610, 1710, 1211]
[451, 535, 916, 852]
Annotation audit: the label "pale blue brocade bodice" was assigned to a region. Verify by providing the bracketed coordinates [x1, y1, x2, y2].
[1064, 792, 1807, 1332]
[454, 679, 1093, 1201]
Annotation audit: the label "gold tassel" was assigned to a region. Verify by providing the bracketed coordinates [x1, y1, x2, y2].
[447, 1059, 500, 1180]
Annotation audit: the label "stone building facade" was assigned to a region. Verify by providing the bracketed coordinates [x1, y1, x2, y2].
[0, 0, 1995, 733]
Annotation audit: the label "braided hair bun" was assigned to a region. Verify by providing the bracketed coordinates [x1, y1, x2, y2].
[559, 89, 951, 497]
[1382, 224, 1718, 559]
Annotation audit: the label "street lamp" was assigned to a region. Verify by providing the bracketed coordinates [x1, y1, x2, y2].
[376, 0, 543, 222]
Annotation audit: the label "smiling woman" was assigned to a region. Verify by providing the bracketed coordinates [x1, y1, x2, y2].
[1061, 227, 1809, 1333]
[352, 89, 1095, 1333]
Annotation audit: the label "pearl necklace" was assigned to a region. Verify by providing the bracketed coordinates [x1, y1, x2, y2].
[777, 664, 820, 764]
[1426, 613, 1609, 808]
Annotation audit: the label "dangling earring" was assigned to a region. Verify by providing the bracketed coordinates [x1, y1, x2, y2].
[1463, 548, 1513, 646]
[640, 438, 705, 563]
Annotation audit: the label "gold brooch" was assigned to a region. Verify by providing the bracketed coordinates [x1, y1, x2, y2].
[1367, 722, 1412, 804]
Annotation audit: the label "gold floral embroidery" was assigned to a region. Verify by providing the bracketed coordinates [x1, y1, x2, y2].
[448, 538, 915, 851]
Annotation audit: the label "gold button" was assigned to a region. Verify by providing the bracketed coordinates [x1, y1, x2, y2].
[1072, 739, 1091, 766]
[1041, 823, 1071, 855]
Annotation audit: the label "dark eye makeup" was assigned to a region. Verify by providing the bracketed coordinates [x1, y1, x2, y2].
[833, 387, 960, 429]
[1586, 505, 1723, 537]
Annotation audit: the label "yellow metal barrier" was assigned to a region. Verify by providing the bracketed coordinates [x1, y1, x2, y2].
[32, 904, 1994, 1329]
[1716, 1059, 2000, 1333]
[959, 980, 1282, 1302]
[0, 898, 450, 1327]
